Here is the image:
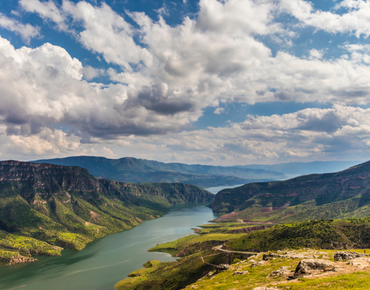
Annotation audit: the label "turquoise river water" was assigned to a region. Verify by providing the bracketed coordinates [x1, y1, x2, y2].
[0, 185, 240, 290]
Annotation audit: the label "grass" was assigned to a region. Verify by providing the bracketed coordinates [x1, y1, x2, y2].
[149, 233, 244, 257]
[117, 216, 370, 290]
[182, 249, 370, 290]
[226, 218, 370, 252]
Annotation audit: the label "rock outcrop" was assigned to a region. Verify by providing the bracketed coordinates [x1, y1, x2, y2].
[268, 266, 291, 277]
[293, 259, 335, 278]
[334, 251, 369, 261]
[233, 270, 249, 276]
[0, 254, 37, 266]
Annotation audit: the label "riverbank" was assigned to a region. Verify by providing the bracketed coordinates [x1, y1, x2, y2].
[0, 204, 217, 290]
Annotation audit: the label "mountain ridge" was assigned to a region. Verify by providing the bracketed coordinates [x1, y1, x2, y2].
[212, 160, 370, 222]
[31, 156, 286, 187]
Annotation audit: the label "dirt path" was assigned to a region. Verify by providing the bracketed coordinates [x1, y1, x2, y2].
[213, 245, 258, 255]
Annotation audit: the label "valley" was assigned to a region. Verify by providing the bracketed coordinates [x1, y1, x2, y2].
[2, 159, 370, 290]
[0, 161, 213, 266]
[114, 160, 370, 290]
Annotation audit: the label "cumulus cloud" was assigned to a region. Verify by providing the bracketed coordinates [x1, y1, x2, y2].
[2, 0, 370, 162]
[82, 65, 104, 80]
[0, 13, 39, 43]
[17, 0, 370, 109]
[0, 36, 198, 145]
[19, 0, 68, 31]
[134, 105, 370, 164]
[280, 0, 370, 37]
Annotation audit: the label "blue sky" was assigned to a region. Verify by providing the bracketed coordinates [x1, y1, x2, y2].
[1, 0, 370, 165]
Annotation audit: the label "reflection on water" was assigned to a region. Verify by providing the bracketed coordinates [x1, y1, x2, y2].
[206, 184, 244, 194]
[0, 203, 218, 290]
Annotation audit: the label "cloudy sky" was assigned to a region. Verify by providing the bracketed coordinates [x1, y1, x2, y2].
[0, 0, 370, 165]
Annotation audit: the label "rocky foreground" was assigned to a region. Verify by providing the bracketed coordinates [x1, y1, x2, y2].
[184, 249, 370, 290]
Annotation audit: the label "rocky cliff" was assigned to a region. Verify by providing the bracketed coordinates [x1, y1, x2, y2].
[0, 161, 214, 265]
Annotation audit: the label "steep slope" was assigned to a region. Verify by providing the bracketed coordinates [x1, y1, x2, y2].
[212, 160, 370, 221]
[0, 161, 214, 265]
[32, 156, 285, 187]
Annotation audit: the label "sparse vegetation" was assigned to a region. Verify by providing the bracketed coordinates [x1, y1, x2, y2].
[117, 216, 370, 290]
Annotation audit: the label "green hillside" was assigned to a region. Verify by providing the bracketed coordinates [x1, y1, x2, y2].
[226, 218, 370, 251]
[212, 160, 370, 222]
[0, 161, 214, 265]
[115, 217, 370, 290]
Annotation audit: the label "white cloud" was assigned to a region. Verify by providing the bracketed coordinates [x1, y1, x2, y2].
[2, 0, 370, 163]
[281, 0, 370, 38]
[195, 0, 282, 36]
[19, 0, 68, 31]
[309, 49, 324, 59]
[0, 36, 199, 145]
[18, 0, 370, 108]
[0, 13, 39, 43]
[83, 65, 104, 80]
[128, 105, 370, 164]
[214, 107, 225, 114]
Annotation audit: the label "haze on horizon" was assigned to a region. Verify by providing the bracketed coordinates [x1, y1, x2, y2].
[0, 0, 370, 166]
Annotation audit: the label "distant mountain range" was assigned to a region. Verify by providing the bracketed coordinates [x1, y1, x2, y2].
[0, 161, 213, 265]
[242, 160, 361, 176]
[213, 160, 370, 222]
[32, 156, 286, 187]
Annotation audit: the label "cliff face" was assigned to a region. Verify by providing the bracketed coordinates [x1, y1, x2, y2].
[212, 160, 370, 221]
[0, 160, 104, 195]
[0, 160, 213, 205]
[0, 161, 214, 265]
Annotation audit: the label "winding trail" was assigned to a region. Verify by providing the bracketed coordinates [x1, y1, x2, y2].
[200, 245, 259, 268]
[213, 245, 258, 255]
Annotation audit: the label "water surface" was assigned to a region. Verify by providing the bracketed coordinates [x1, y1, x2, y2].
[0, 204, 218, 290]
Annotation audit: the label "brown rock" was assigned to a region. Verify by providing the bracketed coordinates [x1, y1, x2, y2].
[293, 259, 335, 278]
[268, 266, 290, 277]
[334, 251, 367, 261]
[233, 270, 249, 276]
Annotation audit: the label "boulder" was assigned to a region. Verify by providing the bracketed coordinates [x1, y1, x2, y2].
[293, 259, 335, 278]
[268, 266, 290, 277]
[262, 253, 280, 261]
[334, 251, 367, 261]
[215, 264, 230, 270]
[348, 257, 370, 269]
[251, 261, 267, 268]
[233, 270, 249, 276]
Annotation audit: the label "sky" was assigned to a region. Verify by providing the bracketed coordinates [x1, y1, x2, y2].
[0, 0, 370, 165]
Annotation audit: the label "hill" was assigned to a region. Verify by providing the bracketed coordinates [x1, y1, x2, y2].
[243, 160, 360, 176]
[0, 161, 214, 265]
[31, 156, 285, 187]
[115, 218, 370, 290]
[212, 160, 370, 222]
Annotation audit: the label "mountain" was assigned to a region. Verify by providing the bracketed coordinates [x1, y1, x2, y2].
[212, 160, 370, 222]
[32, 156, 286, 187]
[242, 160, 360, 176]
[0, 161, 214, 265]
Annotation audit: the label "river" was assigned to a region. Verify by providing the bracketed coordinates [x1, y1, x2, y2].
[0, 185, 239, 290]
